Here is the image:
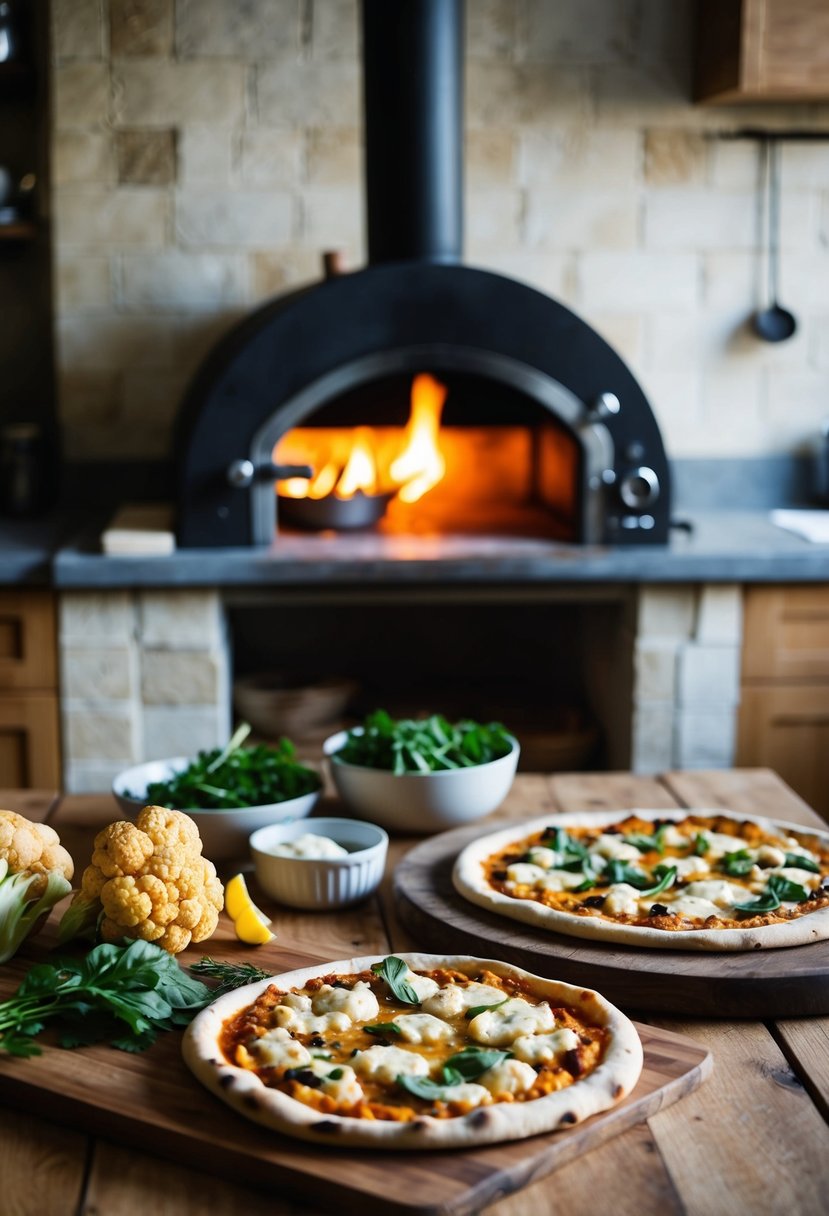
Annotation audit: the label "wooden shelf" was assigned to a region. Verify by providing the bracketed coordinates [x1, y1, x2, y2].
[0, 221, 37, 242]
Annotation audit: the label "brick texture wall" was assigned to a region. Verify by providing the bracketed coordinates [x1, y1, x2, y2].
[51, 0, 829, 462]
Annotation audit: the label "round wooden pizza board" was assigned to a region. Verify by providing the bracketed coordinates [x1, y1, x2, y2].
[393, 822, 829, 1017]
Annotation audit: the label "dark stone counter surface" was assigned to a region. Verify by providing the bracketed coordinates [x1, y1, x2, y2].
[4, 509, 820, 589]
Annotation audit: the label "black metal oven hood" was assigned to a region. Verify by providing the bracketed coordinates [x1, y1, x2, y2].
[174, 0, 670, 548]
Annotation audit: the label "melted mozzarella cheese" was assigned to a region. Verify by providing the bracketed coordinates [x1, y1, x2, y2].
[506, 862, 547, 887]
[395, 1013, 455, 1045]
[248, 1027, 311, 1070]
[353, 1044, 430, 1084]
[307, 1059, 363, 1106]
[661, 825, 691, 848]
[526, 846, 561, 869]
[590, 834, 641, 863]
[478, 1059, 537, 1096]
[755, 845, 786, 867]
[468, 998, 555, 1046]
[512, 1028, 580, 1064]
[672, 856, 710, 879]
[438, 1082, 491, 1108]
[274, 1006, 352, 1036]
[396, 969, 440, 1002]
[669, 894, 723, 919]
[701, 832, 750, 862]
[603, 883, 642, 917]
[538, 869, 590, 892]
[421, 982, 505, 1019]
[279, 992, 312, 1011]
[679, 880, 750, 909]
[312, 980, 379, 1021]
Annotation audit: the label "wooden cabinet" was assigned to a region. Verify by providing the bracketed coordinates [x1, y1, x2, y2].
[737, 585, 829, 818]
[0, 590, 60, 788]
[695, 0, 829, 103]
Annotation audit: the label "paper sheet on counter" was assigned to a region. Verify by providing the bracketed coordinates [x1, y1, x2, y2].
[771, 509, 829, 544]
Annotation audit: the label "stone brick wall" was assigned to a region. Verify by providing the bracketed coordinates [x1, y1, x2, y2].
[51, 0, 829, 463]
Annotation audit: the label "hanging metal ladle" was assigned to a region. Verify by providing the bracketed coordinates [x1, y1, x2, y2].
[753, 138, 797, 343]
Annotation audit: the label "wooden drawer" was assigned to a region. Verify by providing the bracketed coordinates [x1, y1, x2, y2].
[737, 682, 829, 819]
[0, 694, 61, 788]
[742, 586, 829, 681]
[0, 590, 57, 691]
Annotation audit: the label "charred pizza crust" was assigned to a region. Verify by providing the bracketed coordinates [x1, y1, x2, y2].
[452, 808, 829, 951]
[182, 953, 643, 1149]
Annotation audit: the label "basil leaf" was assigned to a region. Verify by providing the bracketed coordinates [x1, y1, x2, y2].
[603, 860, 650, 888]
[623, 826, 667, 855]
[328, 1067, 344, 1081]
[441, 1066, 465, 1086]
[466, 998, 509, 1020]
[767, 874, 810, 903]
[396, 1074, 454, 1102]
[363, 1021, 402, 1036]
[336, 712, 514, 773]
[784, 853, 820, 874]
[637, 866, 677, 899]
[734, 891, 781, 916]
[722, 850, 755, 877]
[693, 833, 709, 857]
[443, 1047, 510, 1081]
[370, 957, 421, 1005]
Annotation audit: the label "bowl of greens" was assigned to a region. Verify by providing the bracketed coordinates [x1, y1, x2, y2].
[113, 724, 322, 861]
[323, 711, 519, 834]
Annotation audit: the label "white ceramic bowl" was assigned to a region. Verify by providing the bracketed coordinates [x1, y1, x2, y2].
[112, 757, 320, 863]
[322, 732, 520, 834]
[249, 817, 388, 910]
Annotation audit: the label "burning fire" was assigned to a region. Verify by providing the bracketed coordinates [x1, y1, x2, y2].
[277, 373, 447, 505]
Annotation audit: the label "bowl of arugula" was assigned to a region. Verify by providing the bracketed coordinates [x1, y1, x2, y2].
[323, 711, 519, 834]
[113, 724, 322, 861]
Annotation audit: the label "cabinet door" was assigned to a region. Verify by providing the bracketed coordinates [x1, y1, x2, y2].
[742, 586, 829, 681]
[0, 591, 57, 690]
[0, 694, 61, 788]
[696, 0, 829, 102]
[737, 684, 829, 819]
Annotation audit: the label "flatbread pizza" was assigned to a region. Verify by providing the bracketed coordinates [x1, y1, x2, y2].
[182, 952, 643, 1149]
[452, 808, 829, 952]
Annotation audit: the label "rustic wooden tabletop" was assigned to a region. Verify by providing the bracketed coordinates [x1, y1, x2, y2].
[1, 770, 827, 1216]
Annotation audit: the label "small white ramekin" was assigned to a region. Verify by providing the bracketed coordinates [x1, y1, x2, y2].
[249, 817, 388, 910]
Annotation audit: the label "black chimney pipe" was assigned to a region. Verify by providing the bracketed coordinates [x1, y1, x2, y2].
[362, 0, 464, 264]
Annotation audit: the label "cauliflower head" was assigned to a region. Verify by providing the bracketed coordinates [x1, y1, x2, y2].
[61, 807, 223, 955]
[0, 810, 75, 963]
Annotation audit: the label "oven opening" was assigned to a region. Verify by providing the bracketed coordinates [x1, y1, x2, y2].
[272, 370, 581, 541]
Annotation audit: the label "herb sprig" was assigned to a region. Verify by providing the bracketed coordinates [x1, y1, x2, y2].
[189, 956, 273, 997]
[127, 723, 321, 810]
[335, 711, 514, 775]
[0, 940, 212, 1058]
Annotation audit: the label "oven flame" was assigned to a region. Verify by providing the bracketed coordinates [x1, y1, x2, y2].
[275, 374, 447, 506]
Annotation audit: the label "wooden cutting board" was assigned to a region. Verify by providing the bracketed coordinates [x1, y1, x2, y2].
[393, 823, 829, 1017]
[0, 950, 709, 1216]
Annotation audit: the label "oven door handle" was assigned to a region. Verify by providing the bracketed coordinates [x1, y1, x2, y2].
[227, 459, 313, 488]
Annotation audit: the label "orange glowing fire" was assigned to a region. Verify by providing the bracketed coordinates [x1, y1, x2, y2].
[277, 373, 448, 504]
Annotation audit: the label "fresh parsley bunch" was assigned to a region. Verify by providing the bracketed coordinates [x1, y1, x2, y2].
[335, 711, 514, 775]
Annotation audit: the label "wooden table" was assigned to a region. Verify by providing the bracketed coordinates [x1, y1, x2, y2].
[1, 770, 828, 1215]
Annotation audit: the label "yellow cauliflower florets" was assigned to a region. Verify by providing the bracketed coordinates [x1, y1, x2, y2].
[67, 806, 223, 955]
[0, 809, 74, 896]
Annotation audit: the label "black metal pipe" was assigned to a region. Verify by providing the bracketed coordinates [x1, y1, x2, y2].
[362, 0, 464, 264]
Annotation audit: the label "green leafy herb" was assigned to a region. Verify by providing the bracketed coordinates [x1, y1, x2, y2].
[125, 722, 321, 810]
[328, 1067, 344, 1081]
[784, 853, 820, 874]
[637, 865, 678, 899]
[370, 957, 421, 1005]
[466, 998, 509, 1020]
[189, 956, 273, 998]
[312, 1052, 332, 1059]
[0, 940, 212, 1058]
[623, 826, 667, 855]
[693, 833, 709, 857]
[396, 1047, 511, 1100]
[334, 711, 514, 774]
[363, 1021, 402, 1037]
[721, 849, 755, 877]
[734, 890, 781, 917]
[767, 873, 810, 903]
[603, 860, 650, 888]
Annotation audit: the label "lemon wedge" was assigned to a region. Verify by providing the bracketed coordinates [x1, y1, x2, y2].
[225, 873, 275, 945]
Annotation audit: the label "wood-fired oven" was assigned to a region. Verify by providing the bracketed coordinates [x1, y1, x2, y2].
[175, 0, 670, 550]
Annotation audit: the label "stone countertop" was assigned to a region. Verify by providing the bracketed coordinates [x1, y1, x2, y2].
[33, 509, 829, 588]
